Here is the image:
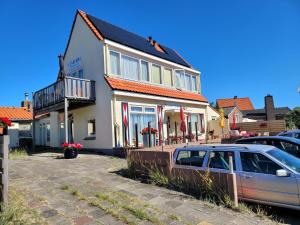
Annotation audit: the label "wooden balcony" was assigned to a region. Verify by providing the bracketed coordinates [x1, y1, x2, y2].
[33, 77, 96, 114]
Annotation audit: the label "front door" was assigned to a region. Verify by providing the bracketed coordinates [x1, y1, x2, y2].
[238, 151, 299, 206]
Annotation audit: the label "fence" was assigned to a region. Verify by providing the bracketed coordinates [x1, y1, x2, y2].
[235, 120, 286, 134]
[0, 135, 9, 204]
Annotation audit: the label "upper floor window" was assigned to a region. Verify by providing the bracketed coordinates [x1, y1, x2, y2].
[141, 61, 149, 82]
[175, 70, 185, 89]
[152, 64, 161, 84]
[122, 55, 139, 80]
[163, 68, 173, 87]
[109, 50, 198, 92]
[110, 51, 120, 75]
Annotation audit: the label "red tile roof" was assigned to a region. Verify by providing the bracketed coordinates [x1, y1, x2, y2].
[0, 107, 32, 121]
[105, 77, 208, 103]
[216, 97, 254, 111]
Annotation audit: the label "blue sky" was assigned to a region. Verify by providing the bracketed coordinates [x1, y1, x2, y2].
[1, 0, 299, 109]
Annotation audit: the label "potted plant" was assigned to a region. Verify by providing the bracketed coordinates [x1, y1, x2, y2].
[141, 127, 157, 147]
[0, 117, 12, 135]
[61, 143, 83, 159]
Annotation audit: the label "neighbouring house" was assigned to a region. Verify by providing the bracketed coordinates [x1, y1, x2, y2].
[207, 105, 220, 121]
[216, 96, 254, 111]
[242, 95, 291, 121]
[223, 106, 243, 125]
[33, 10, 209, 153]
[0, 94, 33, 148]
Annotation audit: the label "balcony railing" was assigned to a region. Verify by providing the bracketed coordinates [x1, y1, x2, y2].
[33, 76, 95, 111]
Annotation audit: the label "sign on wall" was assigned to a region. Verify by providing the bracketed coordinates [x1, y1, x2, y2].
[67, 57, 84, 78]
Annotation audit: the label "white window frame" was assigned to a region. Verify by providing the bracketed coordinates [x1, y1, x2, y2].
[109, 50, 121, 76]
[128, 103, 158, 145]
[151, 64, 162, 85]
[140, 60, 151, 82]
[162, 67, 173, 87]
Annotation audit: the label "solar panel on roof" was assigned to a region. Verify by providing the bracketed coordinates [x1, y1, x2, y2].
[86, 14, 192, 68]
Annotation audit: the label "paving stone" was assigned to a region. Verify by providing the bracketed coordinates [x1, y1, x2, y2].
[41, 209, 58, 218]
[89, 209, 106, 219]
[73, 215, 93, 225]
[165, 200, 183, 208]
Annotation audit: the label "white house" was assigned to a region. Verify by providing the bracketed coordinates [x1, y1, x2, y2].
[33, 10, 209, 154]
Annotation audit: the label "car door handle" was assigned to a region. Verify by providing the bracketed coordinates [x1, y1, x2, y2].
[242, 174, 253, 179]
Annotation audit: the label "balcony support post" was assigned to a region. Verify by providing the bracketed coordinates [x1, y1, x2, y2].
[64, 98, 69, 143]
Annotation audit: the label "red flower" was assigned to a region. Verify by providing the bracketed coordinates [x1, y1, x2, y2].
[61, 143, 83, 149]
[0, 117, 12, 127]
[141, 127, 158, 135]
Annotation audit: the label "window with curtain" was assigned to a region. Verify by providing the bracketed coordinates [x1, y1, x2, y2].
[122, 55, 139, 80]
[109, 51, 120, 75]
[163, 68, 173, 86]
[190, 114, 199, 134]
[185, 74, 191, 91]
[88, 119, 96, 136]
[129, 105, 157, 145]
[191, 76, 197, 91]
[152, 64, 161, 84]
[141, 61, 149, 81]
[175, 70, 185, 89]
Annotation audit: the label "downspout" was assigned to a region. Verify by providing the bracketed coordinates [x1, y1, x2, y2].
[103, 43, 109, 76]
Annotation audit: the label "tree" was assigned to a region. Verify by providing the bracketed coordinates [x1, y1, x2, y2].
[285, 107, 300, 129]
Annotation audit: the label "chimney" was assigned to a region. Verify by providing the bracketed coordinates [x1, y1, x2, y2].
[21, 92, 31, 111]
[264, 94, 275, 121]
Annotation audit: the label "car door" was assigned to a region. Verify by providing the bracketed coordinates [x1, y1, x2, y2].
[238, 151, 299, 206]
[206, 150, 243, 198]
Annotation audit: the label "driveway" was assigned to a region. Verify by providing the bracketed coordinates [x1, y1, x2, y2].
[9, 153, 283, 225]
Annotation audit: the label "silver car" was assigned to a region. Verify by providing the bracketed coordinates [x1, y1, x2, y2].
[173, 144, 300, 210]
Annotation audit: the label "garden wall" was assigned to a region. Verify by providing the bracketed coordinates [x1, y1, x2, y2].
[127, 148, 236, 201]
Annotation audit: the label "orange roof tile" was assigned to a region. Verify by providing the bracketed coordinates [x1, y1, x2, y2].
[216, 97, 254, 111]
[0, 107, 32, 121]
[105, 76, 208, 103]
[77, 10, 104, 41]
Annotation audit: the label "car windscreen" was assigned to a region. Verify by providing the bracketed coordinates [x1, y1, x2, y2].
[268, 149, 300, 173]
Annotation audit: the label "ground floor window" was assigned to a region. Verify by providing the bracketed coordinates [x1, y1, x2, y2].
[129, 105, 157, 145]
[88, 119, 96, 136]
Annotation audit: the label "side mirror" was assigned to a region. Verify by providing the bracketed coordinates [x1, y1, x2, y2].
[276, 169, 290, 177]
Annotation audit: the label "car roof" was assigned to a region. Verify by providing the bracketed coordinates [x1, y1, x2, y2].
[236, 136, 300, 144]
[174, 144, 275, 153]
[279, 129, 300, 134]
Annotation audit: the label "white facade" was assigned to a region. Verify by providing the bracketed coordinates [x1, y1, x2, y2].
[34, 12, 209, 153]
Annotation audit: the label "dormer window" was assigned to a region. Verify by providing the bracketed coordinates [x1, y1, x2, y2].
[122, 55, 139, 80]
[151, 64, 161, 84]
[110, 51, 120, 75]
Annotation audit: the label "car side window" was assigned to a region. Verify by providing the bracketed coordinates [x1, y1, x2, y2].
[176, 150, 206, 167]
[240, 152, 282, 175]
[254, 140, 267, 145]
[295, 133, 300, 139]
[208, 151, 235, 170]
[280, 141, 300, 157]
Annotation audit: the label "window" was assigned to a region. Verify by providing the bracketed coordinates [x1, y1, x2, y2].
[175, 70, 185, 88]
[110, 51, 120, 75]
[141, 61, 149, 81]
[191, 76, 197, 91]
[46, 123, 50, 142]
[208, 151, 235, 170]
[88, 119, 96, 136]
[131, 106, 143, 112]
[129, 105, 157, 145]
[279, 141, 300, 157]
[122, 55, 139, 80]
[190, 114, 199, 134]
[152, 64, 161, 84]
[176, 150, 206, 167]
[185, 74, 191, 90]
[240, 152, 282, 175]
[145, 107, 155, 113]
[163, 68, 173, 86]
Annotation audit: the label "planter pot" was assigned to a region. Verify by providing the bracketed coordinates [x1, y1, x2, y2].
[142, 134, 156, 148]
[64, 148, 78, 159]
